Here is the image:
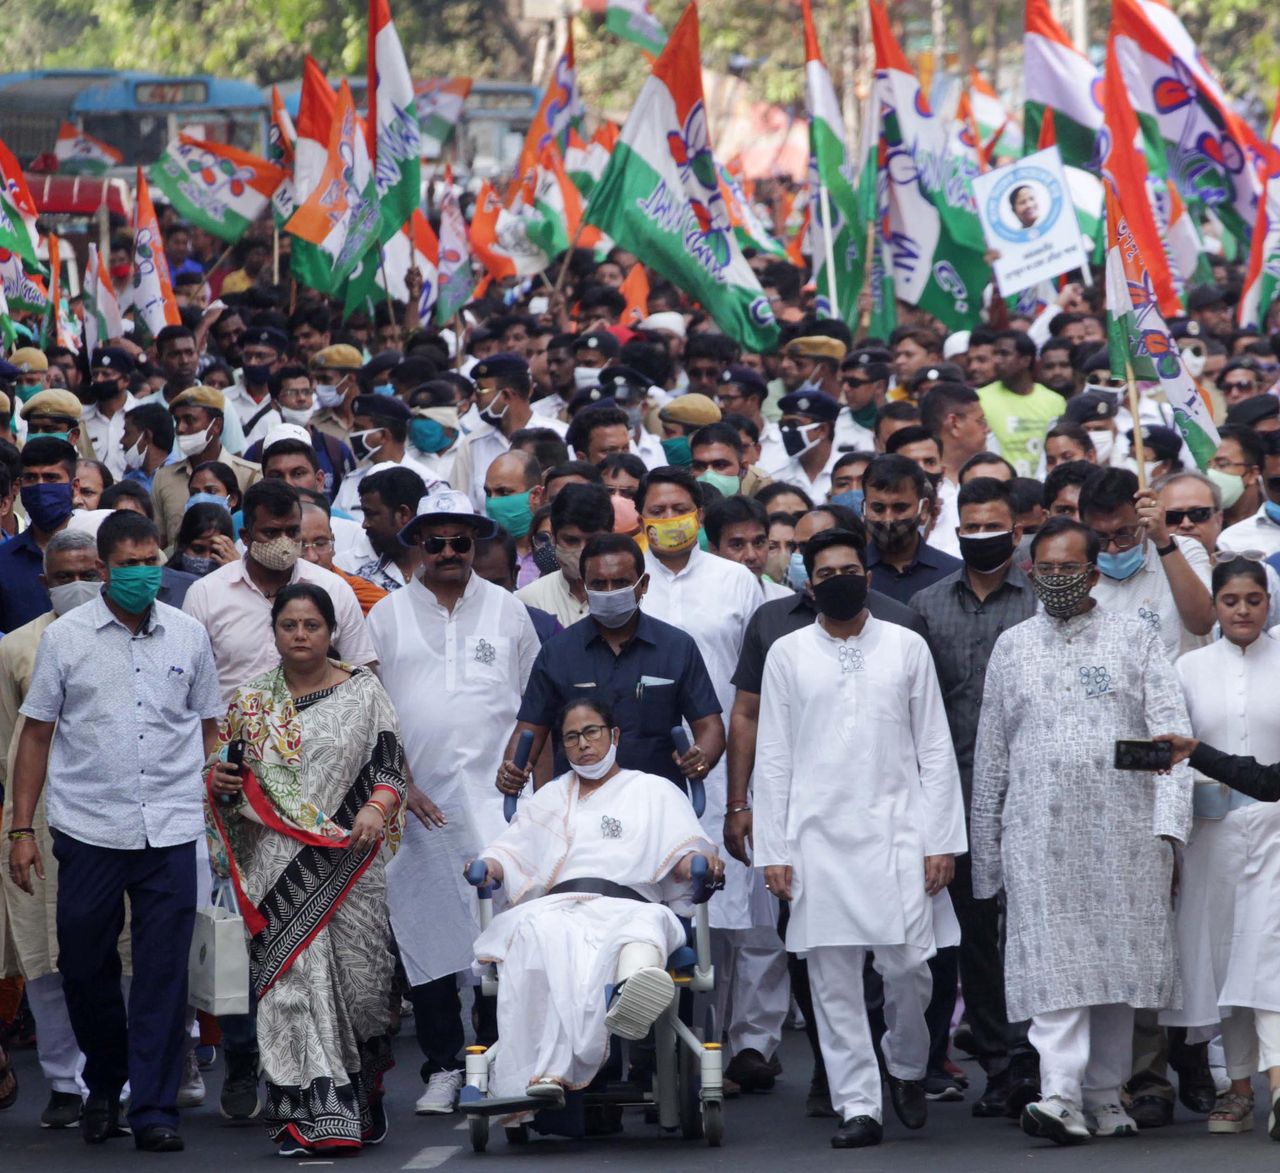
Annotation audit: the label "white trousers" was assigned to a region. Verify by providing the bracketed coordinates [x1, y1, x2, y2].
[1030, 1003, 1134, 1109]
[711, 926, 789, 1060]
[1219, 1008, 1280, 1077]
[25, 972, 86, 1096]
[808, 945, 932, 1123]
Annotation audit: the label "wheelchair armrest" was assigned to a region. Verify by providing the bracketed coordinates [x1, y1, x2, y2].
[466, 859, 500, 898]
[689, 853, 714, 905]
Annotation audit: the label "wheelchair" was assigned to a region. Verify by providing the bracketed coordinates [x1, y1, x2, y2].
[459, 773, 725, 1151]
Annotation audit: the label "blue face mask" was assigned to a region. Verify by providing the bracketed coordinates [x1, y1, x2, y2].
[372, 383, 396, 397]
[1097, 544, 1145, 581]
[784, 550, 809, 591]
[1265, 500, 1280, 526]
[830, 489, 864, 514]
[185, 491, 232, 513]
[409, 417, 452, 454]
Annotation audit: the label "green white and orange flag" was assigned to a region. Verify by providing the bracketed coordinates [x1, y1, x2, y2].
[368, 0, 422, 243]
[471, 178, 550, 281]
[0, 138, 41, 270]
[525, 143, 600, 259]
[83, 243, 123, 357]
[54, 121, 123, 175]
[1104, 184, 1218, 468]
[1023, 0, 1101, 171]
[150, 135, 285, 244]
[802, 0, 863, 324]
[286, 81, 381, 295]
[269, 85, 297, 225]
[512, 26, 581, 193]
[565, 122, 618, 198]
[1238, 91, 1280, 331]
[719, 164, 784, 257]
[870, 0, 987, 330]
[967, 70, 1010, 160]
[289, 59, 339, 294]
[41, 234, 79, 351]
[1036, 108, 1103, 257]
[343, 208, 439, 320]
[435, 166, 474, 324]
[416, 77, 472, 159]
[585, 5, 778, 352]
[131, 168, 181, 343]
[589, 0, 666, 56]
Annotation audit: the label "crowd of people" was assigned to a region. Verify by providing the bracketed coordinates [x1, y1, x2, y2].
[1, 222, 1280, 1158]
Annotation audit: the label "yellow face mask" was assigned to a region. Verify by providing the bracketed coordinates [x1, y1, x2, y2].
[643, 509, 699, 554]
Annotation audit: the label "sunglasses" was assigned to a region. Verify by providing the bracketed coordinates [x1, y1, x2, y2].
[1164, 507, 1215, 525]
[420, 534, 473, 555]
[841, 375, 874, 387]
[1222, 381, 1257, 393]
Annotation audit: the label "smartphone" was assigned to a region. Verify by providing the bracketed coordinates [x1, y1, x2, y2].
[1114, 739, 1173, 772]
[218, 739, 246, 807]
[528, 295, 549, 316]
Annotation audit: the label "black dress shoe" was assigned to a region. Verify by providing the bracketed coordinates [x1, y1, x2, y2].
[1127, 1092, 1174, 1129]
[831, 1115, 883, 1148]
[972, 1071, 1011, 1118]
[134, 1124, 185, 1152]
[1004, 1055, 1041, 1118]
[887, 1075, 927, 1130]
[724, 1047, 777, 1092]
[1173, 1060, 1217, 1114]
[81, 1096, 130, 1144]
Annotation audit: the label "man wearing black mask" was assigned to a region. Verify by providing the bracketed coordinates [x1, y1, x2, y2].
[82, 348, 138, 480]
[862, 454, 960, 603]
[910, 477, 1038, 1117]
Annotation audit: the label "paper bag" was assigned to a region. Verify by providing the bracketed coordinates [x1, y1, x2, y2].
[187, 889, 250, 1015]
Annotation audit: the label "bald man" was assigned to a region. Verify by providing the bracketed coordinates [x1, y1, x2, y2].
[483, 450, 546, 588]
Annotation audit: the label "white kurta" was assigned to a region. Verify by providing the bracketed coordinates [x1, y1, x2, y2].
[473, 769, 712, 1099]
[370, 572, 539, 984]
[1167, 635, 1280, 1026]
[641, 546, 762, 930]
[754, 618, 967, 955]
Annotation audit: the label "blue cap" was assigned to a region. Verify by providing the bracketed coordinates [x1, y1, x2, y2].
[243, 326, 289, 354]
[720, 364, 768, 398]
[471, 352, 530, 381]
[778, 389, 842, 423]
[92, 346, 135, 374]
[0, 359, 19, 381]
[352, 393, 411, 422]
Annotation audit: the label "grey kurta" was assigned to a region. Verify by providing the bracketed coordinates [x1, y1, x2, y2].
[970, 607, 1192, 1021]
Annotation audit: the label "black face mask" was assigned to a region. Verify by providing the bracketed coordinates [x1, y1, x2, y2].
[91, 379, 122, 402]
[532, 540, 560, 576]
[812, 573, 868, 621]
[958, 530, 1015, 573]
[867, 515, 919, 552]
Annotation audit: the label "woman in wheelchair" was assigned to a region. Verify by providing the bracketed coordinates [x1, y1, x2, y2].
[467, 696, 725, 1104]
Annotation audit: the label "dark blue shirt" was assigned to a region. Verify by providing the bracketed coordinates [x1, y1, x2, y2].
[517, 611, 722, 787]
[0, 530, 51, 632]
[525, 604, 561, 644]
[864, 539, 963, 604]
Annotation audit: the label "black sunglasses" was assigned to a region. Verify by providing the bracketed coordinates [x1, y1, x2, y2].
[420, 534, 473, 555]
[1222, 380, 1257, 393]
[1164, 507, 1215, 525]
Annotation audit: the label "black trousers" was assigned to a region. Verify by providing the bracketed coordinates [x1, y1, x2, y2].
[53, 832, 196, 1130]
[407, 974, 497, 1079]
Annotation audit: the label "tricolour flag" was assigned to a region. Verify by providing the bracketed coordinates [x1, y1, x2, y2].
[435, 166, 474, 324]
[151, 135, 285, 244]
[1239, 91, 1280, 331]
[857, 86, 897, 340]
[83, 243, 123, 357]
[524, 144, 599, 260]
[968, 69, 1010, 159]
[290, 58, 339, 294]
[802, 0, 863, 324]
[54, 121, 123, 175]
[1111, 0, 1263, 247]
[565, 123, 618, 198]
[417, 77, 472, 159]
[470, 179, 550, 281]
[720, 164, 785, 258]
[512, 27, 581, 190]
[269, 86, 297, 226]
[585, 5, 778, 352]
[0, 252, 47, 316]
[368, 0, 422, 243]
[131, 168, 181, 343]
[42, 235, 78, 351]
[286, 82, 381, 295]
[1023, 0, 1101, 170]
[1037, 108, 1104, 257]
[0, 138, 41, 259]
[343, 209, 439, 321]
[871, 0, 987, 330]
[603, 0, 666, 56]
[1104, 183, 1218, 469]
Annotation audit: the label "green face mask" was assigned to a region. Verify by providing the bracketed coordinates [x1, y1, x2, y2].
[15, 383, 42, 404]
[484, 489, 535, 538]
[697, 470, 741, 498]
[105, 564, 164, 614]
[35, 431, 70, 445]
[661, 435, 692, 468]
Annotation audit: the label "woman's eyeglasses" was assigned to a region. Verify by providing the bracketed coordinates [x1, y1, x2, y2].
[562, 724, 610, 748]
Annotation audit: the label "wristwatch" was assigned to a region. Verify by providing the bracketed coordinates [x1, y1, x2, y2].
[1155, 539, 1178, 557]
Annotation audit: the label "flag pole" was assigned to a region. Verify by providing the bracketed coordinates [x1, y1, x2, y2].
[818, 183, 840, 321]
[1125, 357, 1147, 489]
[272, 221, 280, 286]
[858, 216, 876, 336]
[552, 215, 590, 297]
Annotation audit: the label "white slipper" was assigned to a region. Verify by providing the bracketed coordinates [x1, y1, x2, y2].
[604, 966, 674, 1040]
[525, 1078, 565, 1104]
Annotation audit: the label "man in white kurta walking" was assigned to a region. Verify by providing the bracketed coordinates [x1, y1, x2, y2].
[971, 517, 1193, 1146]
[367, 488, 539, 1115]
[754, 527, 967, 1149]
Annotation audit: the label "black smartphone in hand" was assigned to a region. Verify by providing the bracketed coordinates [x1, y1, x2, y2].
[1114, 739, 1174, 772]
[218, 739, 246, 807]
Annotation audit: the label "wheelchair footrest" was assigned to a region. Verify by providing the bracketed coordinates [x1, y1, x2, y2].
[460, 1091, 559, 1117]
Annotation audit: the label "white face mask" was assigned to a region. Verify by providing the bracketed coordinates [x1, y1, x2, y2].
[574, 366, 602, 391]
[177, 425, 214, 459]
[574, 735, 619, 781]
[314, 382, 345, 409]
[49, 579, 101, 616]
[280, 403, 316, 427]
[1089, 430, 1115, 464]
[122, 435, 147, 471]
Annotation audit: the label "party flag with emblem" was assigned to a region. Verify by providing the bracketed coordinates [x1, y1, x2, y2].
[1104, 184, 1218, 468]
[0, 138, 40, 259]
[871, 0, 987, 329]
[565, 123, 619, 198]
[286, 82, 381, 295]
[0, 253, 47, 316]
[54, 121, 123, 175]
[151, 136, 285, 244]
[471, 178, 550, 281]
[417, 77, 472, 159]
[1110, 0, 1263, 247]
[585, 5, 778, 352]
[1023, 0, 1102, 171]
[720, 164, 785, 258]
[131, 168, 181, 342]
[83, 242, 124, 357]
[342, 208, 439, 320]
[1238, 90, 1280, 331]
[967, 69, 1010, 159]
[512, 26, 582, 192]
[526, 143, 601, 259]
[604, 0, 666, 55]
[269, 86, 298, 225]
[368, 0, 422, 243]
[435, 166, 474, 324]
[1036, 108, 1104, 257]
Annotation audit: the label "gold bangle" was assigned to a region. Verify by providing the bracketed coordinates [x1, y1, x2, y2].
[365, 798, 392, 821]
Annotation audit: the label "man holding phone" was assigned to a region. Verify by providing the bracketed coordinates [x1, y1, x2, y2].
[971, 517, 1192, 1145]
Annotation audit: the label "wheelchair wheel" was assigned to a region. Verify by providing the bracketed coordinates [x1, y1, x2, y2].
[702, 1099, 723, 1147]
[469, 1114, 489, 1153]
[678, 1043, 702, 1139]
[504, 1124, 530, 1145]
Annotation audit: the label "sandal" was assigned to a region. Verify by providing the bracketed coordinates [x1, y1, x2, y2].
[1208, 1090, 1254, 1134]
[1270, 1088, 1280, 1141]
[0, 1044, 17, 1111]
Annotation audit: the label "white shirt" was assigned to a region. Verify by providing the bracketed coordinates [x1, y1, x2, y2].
[183, 557, 377, 703]
[1091, 535, 1212, 661]
[930, 477, 961, 558]
[760, 576, 792, 602]
[332, 455, 445, 521]
[408, 443, 459, 490]
[633, 427, 666, 471]
[756, 419, 791, 477]
[771, 444, 843, 501]
[530, 391, 567, 420]
[224, 381, 274, 431]
[832, 411, 875, 459]
[1178, 633, 1280, 770]
[1219, 504, 1280, 559]
[515, 569, 587, 628]
[452, 414, 569, 509]
[81, 391, 140, 479]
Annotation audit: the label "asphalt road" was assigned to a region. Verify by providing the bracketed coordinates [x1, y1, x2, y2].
[4, 1028, 1280, 1170]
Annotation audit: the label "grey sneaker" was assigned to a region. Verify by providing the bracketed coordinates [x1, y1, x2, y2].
[41, 1091, 83, 1129]
[220, 1051, 261, 1120]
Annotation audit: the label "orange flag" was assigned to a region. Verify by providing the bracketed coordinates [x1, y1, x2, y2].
[619, 263, 650, 326]
[131, 168, 180, 342]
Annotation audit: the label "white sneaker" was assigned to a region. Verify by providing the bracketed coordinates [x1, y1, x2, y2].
[414, 1069, 465, 1115]
[1087, 1102, 1138, 1137]
[1022, 1095, 1091, 1145]
[604, 966, 674, 1041]
[176, 1051, 206, 1108]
